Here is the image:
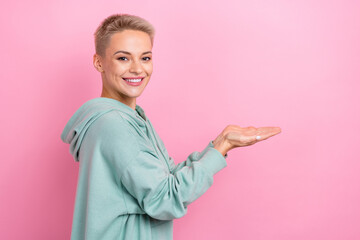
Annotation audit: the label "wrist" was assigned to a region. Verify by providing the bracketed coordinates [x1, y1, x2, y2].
[212, 139, 230, 157]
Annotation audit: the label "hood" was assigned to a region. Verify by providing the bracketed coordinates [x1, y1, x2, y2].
[60, 97, 148, 162]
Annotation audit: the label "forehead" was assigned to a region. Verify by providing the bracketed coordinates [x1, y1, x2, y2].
[107, 30, 152, 55]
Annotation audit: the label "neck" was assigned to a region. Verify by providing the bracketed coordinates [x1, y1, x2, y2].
[100, 90, 136, 111]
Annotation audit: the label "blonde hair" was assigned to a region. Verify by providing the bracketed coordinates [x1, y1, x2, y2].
[94, 13, 156, 57]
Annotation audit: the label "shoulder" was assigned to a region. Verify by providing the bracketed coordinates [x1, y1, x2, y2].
[90, 110, 125, 130]
[86, 110, 138, 146]
[86, 110, 141, 161]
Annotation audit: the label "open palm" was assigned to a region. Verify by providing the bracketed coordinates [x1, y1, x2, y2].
[226, 126, 281, 148]
[213, 125, 282, 155]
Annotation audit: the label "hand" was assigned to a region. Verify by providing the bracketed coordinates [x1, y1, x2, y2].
[213, 125, 282, 155]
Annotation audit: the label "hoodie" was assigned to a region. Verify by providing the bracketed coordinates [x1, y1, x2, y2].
[61, 97, 228, 240]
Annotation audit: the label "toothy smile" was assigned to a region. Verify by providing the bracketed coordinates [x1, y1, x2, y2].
[122, 77, 145, 86]
[123, 78, 143, 82]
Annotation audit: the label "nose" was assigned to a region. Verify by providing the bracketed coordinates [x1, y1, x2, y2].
[129, 60, 143, 74]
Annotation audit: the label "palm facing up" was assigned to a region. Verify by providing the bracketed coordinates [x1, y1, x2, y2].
[213, 125, 282, 155]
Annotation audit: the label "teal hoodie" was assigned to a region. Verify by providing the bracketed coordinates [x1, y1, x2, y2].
[61, 97, 228, 240]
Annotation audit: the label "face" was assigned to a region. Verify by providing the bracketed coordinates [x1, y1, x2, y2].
[93, 29, 153, 109]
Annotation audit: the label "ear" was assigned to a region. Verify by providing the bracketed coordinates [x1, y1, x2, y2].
[93, 53, 104, 73]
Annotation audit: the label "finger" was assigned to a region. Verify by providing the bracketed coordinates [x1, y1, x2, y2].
[256, 127, 281, 140]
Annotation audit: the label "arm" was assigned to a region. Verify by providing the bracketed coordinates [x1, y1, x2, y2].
[99, 113, 228, 221]
[170, 140, 228, 174]
[120, 142, 227, 220]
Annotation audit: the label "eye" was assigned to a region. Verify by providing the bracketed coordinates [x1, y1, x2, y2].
[117, 57, 128, 61]
[143, 57, 151, 61]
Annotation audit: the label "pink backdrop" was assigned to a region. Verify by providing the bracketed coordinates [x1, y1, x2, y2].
[1, 0, 359, 239]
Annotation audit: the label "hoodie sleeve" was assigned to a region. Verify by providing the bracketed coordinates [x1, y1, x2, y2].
[170, 140, 228, 174]
[99, 112, 228, 221]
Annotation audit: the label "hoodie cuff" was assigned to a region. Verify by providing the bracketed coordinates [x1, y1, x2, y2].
[198, 146, 228, 175]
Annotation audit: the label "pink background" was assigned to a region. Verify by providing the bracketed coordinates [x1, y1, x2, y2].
[1, 0, 359, 239]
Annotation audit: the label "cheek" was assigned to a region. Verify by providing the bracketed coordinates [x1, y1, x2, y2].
[110, 62, 128, 75]
[144, 64, 153, 74]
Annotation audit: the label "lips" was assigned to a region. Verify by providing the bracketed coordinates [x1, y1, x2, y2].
[122, 77, 145, 80]
[122, 77, 145, 86]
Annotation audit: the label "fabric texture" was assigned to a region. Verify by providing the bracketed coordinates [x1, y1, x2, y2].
[61, 97, 228, 240]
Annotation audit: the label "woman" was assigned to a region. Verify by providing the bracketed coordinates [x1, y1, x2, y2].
[61, 13, 281, 240]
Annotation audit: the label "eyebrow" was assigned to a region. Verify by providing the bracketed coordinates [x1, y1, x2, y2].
[113, 50, 152, 56]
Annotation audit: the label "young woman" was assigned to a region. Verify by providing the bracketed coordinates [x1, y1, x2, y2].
[61, 13, 281, 240]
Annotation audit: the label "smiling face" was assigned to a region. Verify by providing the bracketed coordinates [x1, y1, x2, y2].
[93, 29, 153, 110]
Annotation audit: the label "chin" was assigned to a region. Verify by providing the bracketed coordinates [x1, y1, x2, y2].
[126, 91, 144, 98]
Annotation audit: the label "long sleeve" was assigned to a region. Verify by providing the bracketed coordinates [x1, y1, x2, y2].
[98, 113, 228, 221]
[170, 140, 228, 174]
[121, 145, 227, 220]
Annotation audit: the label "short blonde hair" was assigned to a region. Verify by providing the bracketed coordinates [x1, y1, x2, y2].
[94, 13, 156, 57]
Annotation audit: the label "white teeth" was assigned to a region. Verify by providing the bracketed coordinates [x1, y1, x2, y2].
[124, 78, 142, 82]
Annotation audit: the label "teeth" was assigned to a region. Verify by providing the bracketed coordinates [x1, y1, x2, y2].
[124, 78, 142, 82]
